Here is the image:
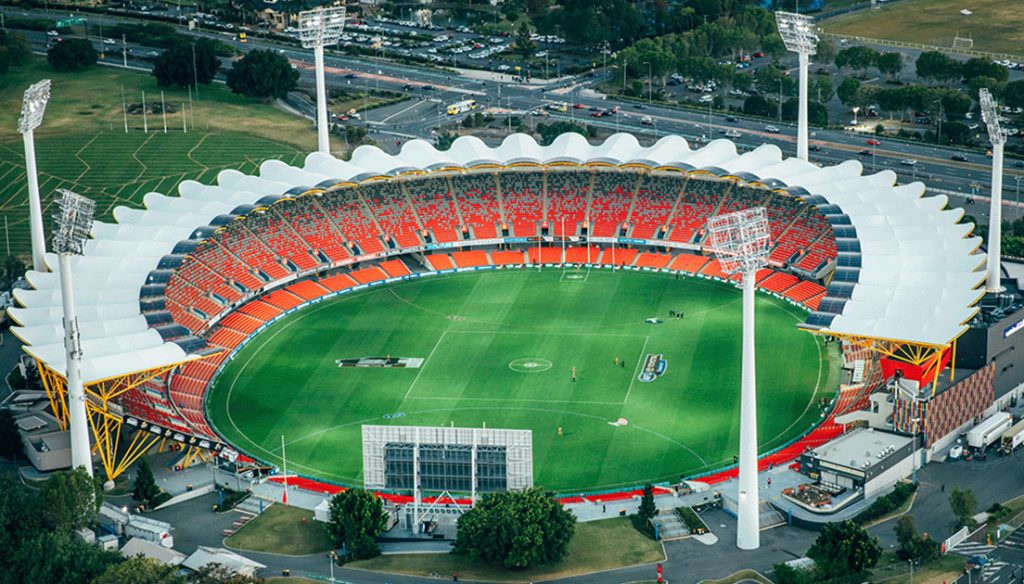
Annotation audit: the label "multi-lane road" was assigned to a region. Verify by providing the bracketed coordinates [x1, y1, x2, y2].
[11, 9, 1024, 222]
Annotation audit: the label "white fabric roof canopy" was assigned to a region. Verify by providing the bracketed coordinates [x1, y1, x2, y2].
[8, 133, 984, 382]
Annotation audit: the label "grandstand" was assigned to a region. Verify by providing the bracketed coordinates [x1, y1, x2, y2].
[8, 133, 983, 495]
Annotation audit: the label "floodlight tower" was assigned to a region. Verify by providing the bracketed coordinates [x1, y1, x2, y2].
[53, 189, 96, 477]
[980, 88, 1007, 293]
[706, 207, 771, 550]
[775, 12, 818, 161]
[18, 80, 52, 273]
[299, 6, 346, 154]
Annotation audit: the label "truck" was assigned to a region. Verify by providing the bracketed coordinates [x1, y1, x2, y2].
[999, 418, 1024, 454]
[967, 411, 1013, 450]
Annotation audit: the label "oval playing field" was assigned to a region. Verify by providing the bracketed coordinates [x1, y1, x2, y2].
[206, 269, 840, 492]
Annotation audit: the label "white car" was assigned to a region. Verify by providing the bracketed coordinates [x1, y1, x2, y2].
[698, 94, 714, 104]
[764, 125, 780, 133]
[103, 38, 118, 45]
[949, 445, 963, 460]
[497, 64, 510, 71]
[724, 129, 741, 138]
[900, 159, 917, 166]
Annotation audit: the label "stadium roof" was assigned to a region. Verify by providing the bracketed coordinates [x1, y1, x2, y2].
[8, 132, 984, 382]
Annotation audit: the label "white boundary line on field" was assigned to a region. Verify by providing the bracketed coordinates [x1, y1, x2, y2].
[402, 329, 448, 400]
[622, 335, 650, 405]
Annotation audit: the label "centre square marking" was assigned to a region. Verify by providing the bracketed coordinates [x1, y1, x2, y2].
[404, 329, 648, 404]
[509, 357, 554, 372]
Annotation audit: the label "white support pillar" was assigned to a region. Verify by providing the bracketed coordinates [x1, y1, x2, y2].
[736, 269, 760, 550]
[987, 141, 1005, 292]
[59, 253, 92, 476]
[314, 44, 330, 154]
[797, 52, 810, 161]
[23, 130, 47, 272]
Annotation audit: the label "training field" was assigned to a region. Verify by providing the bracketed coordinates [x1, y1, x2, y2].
[822, 0, 1024, 56]
[0, 58, 314, 257]
[207, 269, 840, 492]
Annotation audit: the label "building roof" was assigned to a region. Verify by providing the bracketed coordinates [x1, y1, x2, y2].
[181, 546, 264, 577]
[8, 133, 984, 383]
[120, 537, 186, 566]
[807, 427, 915, 472]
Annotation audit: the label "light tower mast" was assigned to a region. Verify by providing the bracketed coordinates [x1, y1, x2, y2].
[298, 6, 346, 155]
[775, 12, 818, 161]
[53, 189, 96, 477]
[980, 88, 1006, 293]
[18, 80, 52, 273]
[707, 207, 771, 550]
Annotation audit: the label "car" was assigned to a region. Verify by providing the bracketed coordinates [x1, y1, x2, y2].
[752, 51, 765, 58]
[334, 114, 349, 122]
[859, 149, 873, 156]
[591, 111, 603, 118]
[103, 38, 118, 45]
[949, 444, 963, 460]
[640, 116, 654, 126]
[634, 104, 646, 109]
[402, 84, 415, 90]
[951, 154, 968, 162]
[866, 138, 881, 146]
[497, 64, 510, 71]
[420, 85, 434, 91]
[764, 125, 780, 133]
[725, 115, 738, 123]
[809, 144, 821, 152]
[1016, 161, 1024, 168]
[573, 103, 585, 109]
[344, 73, 358, 79]
[699, 94, 714, 104]
[900, 159, 917, 166]
[724, 129, 740, 138]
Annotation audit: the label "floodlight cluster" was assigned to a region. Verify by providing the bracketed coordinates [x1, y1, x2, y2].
[775, 11, 818, 55]
[979, 88, 1007, 145]
[706, 207, 771, 275]
[18, 79, 51, 134]
[52, 189, 95, 255]
[298, 6, 347, 48]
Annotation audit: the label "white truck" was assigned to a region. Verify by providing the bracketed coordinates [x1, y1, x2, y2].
[967, 411, 1013, 450]
[1000, 418, 1024, 454]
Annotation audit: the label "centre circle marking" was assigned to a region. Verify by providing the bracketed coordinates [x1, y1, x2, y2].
[509, 358, 553, 373]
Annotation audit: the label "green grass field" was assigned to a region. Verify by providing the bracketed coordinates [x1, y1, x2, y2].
[207, 269, 840, 493]
[225, 503, 333, 556]
[822, 0, 1024, 56]
[0, 58, 316, 258]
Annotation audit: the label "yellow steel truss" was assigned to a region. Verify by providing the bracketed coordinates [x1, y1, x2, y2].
[178, 445, 211, 469]
[34, 360, 198, 480]
[806, 330, 956, 396]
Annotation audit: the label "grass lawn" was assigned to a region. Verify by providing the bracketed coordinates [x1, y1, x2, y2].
[696, 570, 773, 584]
[224, 503, 333, 556]
[822, 0, 1024, 56]
[870, 552, 965, 584]
[0, 57, 316, 258]
[207, 269, 839, 493]
[349, 516, 664, 582]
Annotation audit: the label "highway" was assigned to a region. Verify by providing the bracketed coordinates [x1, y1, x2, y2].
[12, 10, 1024, 222]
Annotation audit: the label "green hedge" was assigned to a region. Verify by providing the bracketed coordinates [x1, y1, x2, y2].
[855, 481, 917, 524]
[676, 506, 707, 534]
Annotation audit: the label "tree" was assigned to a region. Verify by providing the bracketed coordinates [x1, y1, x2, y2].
[327, 488, 388, 561]
[47, 38, 98, 72]
[514, 22, 537, 58]
[915, 51, 960, 85]
[961, 58, 1008, 84]
[806, 520, 881, 581]
[743, 94, 775, 118]
[876, 52, 904, 82]
[535, 121, 588, 145]
[152, 40, 220, 88]
[837, 77, 862, 107]
[782, 99, 828, 126]
[834, 46, 878, 76]
[0, 408, 24, 460]
[453, 487, 576, 569]
[0, 31, 31, 75]
[40, 467, 102, 531]
[772, 562, 817, 584]
[226, 50, 299, 100]
[435, 132, 458, 151]
[1002, 80, 1024, 109]
[133, 458, 162, 507]
[94, 556, 184, 584]
[895, 515, 941, 564]
[815, 39, 837, 67]
[810, 75, 834, 104]
[187, 562, 260, 583]
[638, 484, 656, 522]
[9, 529, 122, 583]
[949, 488, 977, 529]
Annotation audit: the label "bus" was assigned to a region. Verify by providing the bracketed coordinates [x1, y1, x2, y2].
[447, 99, 477, 115]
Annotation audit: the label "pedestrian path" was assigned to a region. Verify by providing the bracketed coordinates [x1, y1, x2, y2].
[949, 540, 996, 557]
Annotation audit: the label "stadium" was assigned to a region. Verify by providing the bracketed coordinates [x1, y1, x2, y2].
[10, 131, 988, 508]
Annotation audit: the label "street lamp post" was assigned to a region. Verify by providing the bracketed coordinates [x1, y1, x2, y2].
[18, 79, 52, 273]
[53, 189, 96, 479]
[707, 207, 771, 551]
[299, 6, 347, 154]
[980, 88, 1007, 293]
[775, 11, 818, 161]
[645, 61, 652, 103]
